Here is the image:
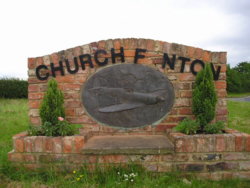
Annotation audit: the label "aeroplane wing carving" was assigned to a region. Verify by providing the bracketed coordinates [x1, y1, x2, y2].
[99, 103, 144, 112]
[89, 87, 166, 113]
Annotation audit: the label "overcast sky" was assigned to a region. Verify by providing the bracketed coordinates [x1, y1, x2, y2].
[0, 0, 249, 79]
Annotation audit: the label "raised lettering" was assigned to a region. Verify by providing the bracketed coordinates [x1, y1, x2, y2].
[36, 65, 49, 80]
[94, 50, 108, 66]
[111, 47, 125, 63]
[134, 48, 146, 64]
[50, 61, 65, 77]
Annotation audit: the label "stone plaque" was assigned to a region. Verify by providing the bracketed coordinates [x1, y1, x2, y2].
[82, 64, 175, 129]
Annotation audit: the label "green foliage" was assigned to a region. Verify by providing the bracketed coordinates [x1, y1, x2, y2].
[204, 121, 225, 134]
[174, 118, 199, 135]
[27, 124, 44, 136]
[0, 78, 28, 98]
[39, 79, 65, 125]
[33, 79, 81, 136]
[28, 120, 81, 136]
[57, 120, 80, 136]
[192, 64, 217, 130]
[226, 65, 242, 93]
[227, 62, 250, 93]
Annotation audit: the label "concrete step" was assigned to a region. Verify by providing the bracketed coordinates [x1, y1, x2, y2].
[82, 135, 174, 155]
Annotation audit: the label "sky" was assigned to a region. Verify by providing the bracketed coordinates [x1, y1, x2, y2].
[0, 0, 249, 79]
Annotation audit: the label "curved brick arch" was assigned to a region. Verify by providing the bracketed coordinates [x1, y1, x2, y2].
[28, 38, 227, 133]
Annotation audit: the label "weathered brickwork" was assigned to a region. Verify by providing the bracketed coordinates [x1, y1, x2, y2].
[28, 38, 227, 132]
[8, 129, 250, 179]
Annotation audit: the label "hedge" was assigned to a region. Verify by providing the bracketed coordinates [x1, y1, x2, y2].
[0, 78, 28, 98]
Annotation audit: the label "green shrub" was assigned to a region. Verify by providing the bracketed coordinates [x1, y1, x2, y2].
[28, 124, 44, 136]
[192, 64, 217, 131]
[56, 119, 80, 136]
[28, 117, 81, 136]
[0, 78, 28, 98]
[39, 79, 65, 125]
[204, 121, 225, 134]
[174, 118, 199, 135]
[29, 79, 81, 136]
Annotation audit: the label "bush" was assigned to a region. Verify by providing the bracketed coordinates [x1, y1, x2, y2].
[0, 78, 28, 98]
[192, 64, 217, 131]
[39, 79, 65, 125]
[204, 121, 225, 134]
[29, 79, 80, 136]
[174, 118, 199, 135]
[28, 117, 81, 136]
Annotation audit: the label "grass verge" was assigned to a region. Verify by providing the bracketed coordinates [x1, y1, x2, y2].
[0, 99, 28, 164]
[1, 163, 250, 188]
[227, 100, 250, 134]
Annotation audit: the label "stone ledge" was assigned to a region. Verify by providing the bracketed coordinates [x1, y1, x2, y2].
[82, 135, 174, 155]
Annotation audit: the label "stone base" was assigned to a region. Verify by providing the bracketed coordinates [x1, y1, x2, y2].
[83, 135, 174, 154]
[8, 128, 250, 180]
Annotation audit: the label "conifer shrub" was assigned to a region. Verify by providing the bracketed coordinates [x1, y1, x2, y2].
[192, 63, 217, 131]
[176, 64, 224, 134]
[29, 79, 80, 136]
[39, 79, 65, 125]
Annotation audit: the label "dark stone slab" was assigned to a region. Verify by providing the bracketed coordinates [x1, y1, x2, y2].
[82, 64, 175, 129]
[82, 135, 174, 154]
[207, 162, 239, 172]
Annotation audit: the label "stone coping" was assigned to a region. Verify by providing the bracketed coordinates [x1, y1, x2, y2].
[82, 135, 174, 155]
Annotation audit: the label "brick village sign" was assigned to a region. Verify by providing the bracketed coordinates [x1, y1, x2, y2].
[34, 44, 222, 129]
[27, 38, 227, 131]
[11, 39, 249, 180]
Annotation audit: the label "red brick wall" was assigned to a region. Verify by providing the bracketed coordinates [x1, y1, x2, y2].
[28, 38, 227, 132]
[9, 129, 250, 179]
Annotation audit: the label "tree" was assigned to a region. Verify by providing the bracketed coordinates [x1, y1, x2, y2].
[226, 65, 242, 93]
[235, 62, 250, 92]
[192, 64, 217, 131]
[39, 79, 65, 125]
[234, 62, 250, 74]
[226, 62, 250, 93]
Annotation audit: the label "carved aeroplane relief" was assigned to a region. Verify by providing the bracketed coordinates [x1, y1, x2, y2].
[89, 87, 166, 112]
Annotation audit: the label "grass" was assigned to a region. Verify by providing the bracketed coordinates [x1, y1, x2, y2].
[0, 99, 28, 163]
[1, 163, 250, 188]
[0, 99, 250, 187]
[227, 92, 250, 98]
[227, 100, 250, 134]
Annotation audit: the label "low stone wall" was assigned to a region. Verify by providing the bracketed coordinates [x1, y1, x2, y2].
[8, 129, 250, 179]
